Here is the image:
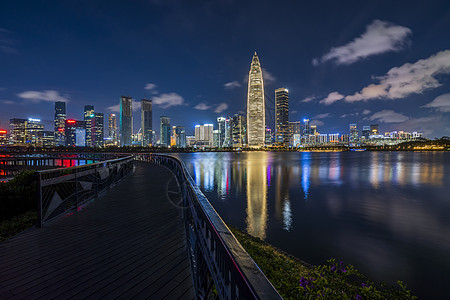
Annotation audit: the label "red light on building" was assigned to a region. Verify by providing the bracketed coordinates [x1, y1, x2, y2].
[58, 128, 65, 132]
[67, 120, 76, 124]
[0, 130, 7, 134]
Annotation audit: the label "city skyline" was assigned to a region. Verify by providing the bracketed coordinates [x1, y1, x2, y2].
[1, 1, 450, 138]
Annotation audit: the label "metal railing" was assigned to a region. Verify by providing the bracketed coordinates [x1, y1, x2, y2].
[37, 154, 134, 226]
[136, 154, 281, 300]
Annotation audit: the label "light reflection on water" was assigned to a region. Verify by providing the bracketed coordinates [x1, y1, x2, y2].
[176, 151, 450, 298]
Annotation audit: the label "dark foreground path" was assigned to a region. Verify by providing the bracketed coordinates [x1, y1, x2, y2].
[0, 161, 194, 299]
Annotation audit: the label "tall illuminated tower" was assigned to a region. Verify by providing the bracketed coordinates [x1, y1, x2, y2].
[141, 99, 152, 146]
[84, 105, 94, 147]
[246, 52, 265, 147]
[120, 96, 133, 146]
[54, 101, 66, 146]
[275, 88, 289, 146]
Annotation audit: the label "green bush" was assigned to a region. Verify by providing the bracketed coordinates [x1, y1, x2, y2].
[0, 170, 37, 223]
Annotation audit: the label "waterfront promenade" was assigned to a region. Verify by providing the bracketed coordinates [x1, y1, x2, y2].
[0, 161, 194, 299]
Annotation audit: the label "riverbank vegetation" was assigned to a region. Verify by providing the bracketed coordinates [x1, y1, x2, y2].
[0, 170, 37, 241]
[229, 226, 416, 299]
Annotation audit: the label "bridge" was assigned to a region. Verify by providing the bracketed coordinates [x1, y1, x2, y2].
[0, 153, 281, 299]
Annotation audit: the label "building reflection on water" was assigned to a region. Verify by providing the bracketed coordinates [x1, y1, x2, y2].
[182, 151, 445, 240]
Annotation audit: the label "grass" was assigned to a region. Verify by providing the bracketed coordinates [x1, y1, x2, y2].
[228, 225, 416, 300]
[0, 210, 37, 242]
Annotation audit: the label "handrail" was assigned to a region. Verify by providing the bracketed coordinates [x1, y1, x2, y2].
[37, 154, 134, 226]
[136, 153, 281, 300]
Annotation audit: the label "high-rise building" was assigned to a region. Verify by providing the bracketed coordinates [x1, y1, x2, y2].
[141, 99, 152, 146]
[84, 105, 95, 147]
[160, 116, 171, 147]
[65, 119, 86, 147]
[0, 129, 8, 145]
[217, 117, 226, 148]
[213, 129, 221, 148]
[120, 96, 133, 146]
[194, 124, 214, 147]
[232, 114, 247, 147]
[370, 124, 379, 136]
[265, 127, 273, 146]
[349, 123, 358, 143]
[275, 88, 289, 146]
[247, 52, 265, 147]
[108, 114, 117, 145]
[175, 126, 186, 148]
[54, 101, 66, 146]
[10, 118, 44, 146]
[303, 119, 310, 136]
[92, 113, 104, 147]
[362, 126, 371, 139]
[222, 118, 232, 148]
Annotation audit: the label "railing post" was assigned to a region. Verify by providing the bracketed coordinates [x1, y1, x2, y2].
[36, 172, 43, 228]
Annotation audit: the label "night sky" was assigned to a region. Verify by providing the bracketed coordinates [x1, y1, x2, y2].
[1, 0, 450, 138]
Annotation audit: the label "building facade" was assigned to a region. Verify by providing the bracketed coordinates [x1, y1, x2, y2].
[65, 119, 86, 147]
[108, 113, 117, 145]
[194, 124, 214, 147]
[84, 105, 95, 147]
[141, 99, 152, 146]
[247, 52, 265, 147]
[92, 113, 104, 147]
[160, 116, 171, 147]
[275, 88, 289, 146]
[120, 96, 133, 146]
[10, 118, 44, 146]
[54, 101, 66, 146]
[232, 114, 247, 147]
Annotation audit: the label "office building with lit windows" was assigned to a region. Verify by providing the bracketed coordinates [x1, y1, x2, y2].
[141, 98, 152, 146]
[54, 101, 66, 146]
[247, 52, 265, 147]
[91, 113, 104, 147]
[65, 119, 86, 147]
[108, 114, 117, 145]
[275, 88, 289, 146]
[120, 96, 133, 146]
[84, 105, 95, 147]
[160, 116, 171, 147]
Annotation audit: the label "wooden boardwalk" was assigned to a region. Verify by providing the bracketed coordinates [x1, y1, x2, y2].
[0, 161, 195, 299]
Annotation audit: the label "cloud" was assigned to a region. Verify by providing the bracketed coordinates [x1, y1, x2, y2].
[398, 114, 449, 137]
[310, 120, 324, 127]
[107, 99, 142, 113]
[344, 50, 450, 101]
[312, 113, 331, 119]
[262, 68, 276, 83]
[0, 99, 14, 104]
[362, 109, 371, 115]
[291, 110, 298, 114]
[368, 110, 409, 123]
[224, 81, 241, 89]
[316, 20, 411, 65]
[422, 93, 450, 112]
[153, 93, 185, 108]
[194, 103, 211, 110]
[144, 83, 157, 90]
[17, 90, 70, 103]
[300, 96, 317, 103]
[0, 27, 16, 54]
[214, 103, 228, 113]
[319, 92, 344, 105]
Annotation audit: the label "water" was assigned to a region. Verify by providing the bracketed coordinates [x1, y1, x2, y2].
[174, 151, 450, 298]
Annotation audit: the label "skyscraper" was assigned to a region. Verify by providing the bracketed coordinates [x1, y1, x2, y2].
[217, 117, 226, 148]
[175, 126, 186, 148]
[91, 113, 104, 147]
[120, 96, 132, 146]
[108, 114, 117, 145]
[54, 101, 66, 146]
[141, 98, 152, 146]
[349, 123, 358, 143]
[275, 88, 289, 146]
[84, 105, 94, 147]
[160, 116, 171, 147]
[194, 124, 214, 147]
[247, 52, 265, 148]
[232, 114, 247, 147]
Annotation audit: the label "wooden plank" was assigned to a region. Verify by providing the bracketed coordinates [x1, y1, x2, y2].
[0, 162, 194, 299]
